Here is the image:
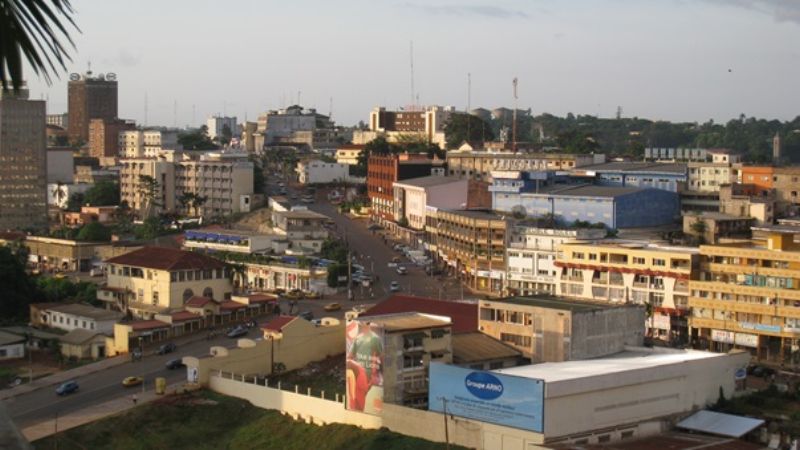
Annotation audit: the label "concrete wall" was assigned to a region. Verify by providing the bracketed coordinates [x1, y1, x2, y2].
[105, 266, 232, 311]
[570, 307, 645, 360]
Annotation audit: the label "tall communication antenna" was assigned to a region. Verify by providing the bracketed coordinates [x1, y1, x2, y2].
[512, 77, 518, 153]
[467, 73, 472, 112]
[409, 41, 415, 109]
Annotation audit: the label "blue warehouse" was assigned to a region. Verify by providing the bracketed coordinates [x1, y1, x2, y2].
[568, 161, 687, 193]
[490, 171, 680, 229]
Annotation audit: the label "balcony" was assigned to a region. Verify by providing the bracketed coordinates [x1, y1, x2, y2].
[689, 296, 800, 320]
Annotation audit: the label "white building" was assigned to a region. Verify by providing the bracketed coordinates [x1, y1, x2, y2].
[687, 149, 741, 193]
[505, 226, 606, 295]
[0, 331, 26, 360]
[39, 303, 123, 334]
[183, 229, 278, 254]
[296, 159, 349, 185]
[392, 175, 468, 230]
[47, 182, 92, 209]
[119, 129, 180, 158]
[206, 115, 237, 141]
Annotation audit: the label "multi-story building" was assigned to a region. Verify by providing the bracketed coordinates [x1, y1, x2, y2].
[686, 149, 740, 193]
[737, 166, 774, 194]
[719, 183, 775, 225]
[296, 159, 349, 184]
[47, 182, 91, 209]
[119, 151, 254, 218]
[271, 209, 330, 253]
[335, 144, 365, 165]
[430, 209, 507, 292]
[183, 229, 276, 254]
[446, 149, 602, 182]
[241, 259, 329, 293]
[478, 295, 645, 362]
[392, 176, 468, 230]
[347, 312, 453, 410]
[0, 86, 47, 231]
[254, 105, 339, 150]
[568, 161, 687, 193]
[490, 172, 680, 229]
[555, 241, 698, 343]
[644, 147, 709, 162]
[206, 115, 237, 141]
[88, 118, 135, 160]
[46, 147, 74, 183]
[353, 106, 454, 149]
[505, 225, 606, 296]
[119, 129, 180, 158]
[682, 212, 754, 244]
[367, 153, 444, 223]
[773, 167, 800, 217]
[688, 228, 800, 363]
[99, 246, 232, 318]
[46, 112, 69, 129]
[67, 71, 118, 144]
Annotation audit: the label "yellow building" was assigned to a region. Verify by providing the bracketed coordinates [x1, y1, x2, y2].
[688, 228, 800, 363]
[556, 242, 697, 343]
[430, 209, 507, 293]
[99, 247, 233, 318]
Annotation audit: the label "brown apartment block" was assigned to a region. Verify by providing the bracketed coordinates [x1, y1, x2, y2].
[89, 118, 135, 159]
[67, 73, 118, 144]
[367, 153, 443, 222]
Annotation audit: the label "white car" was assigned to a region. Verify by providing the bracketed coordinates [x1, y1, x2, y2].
[396, 266, 407, 275]
[389, 281, 401, 292]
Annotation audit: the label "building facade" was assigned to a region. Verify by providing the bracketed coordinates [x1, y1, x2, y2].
[568, 161, 687, 193]
[67, 71, 118, 143]
[335, 144, 365, 165]
[0, 87, 47, 231]
[89, 118, 135, 159]
[686, 150, 740, 193]
[296, 159, 349, 184]
[353, 106, 453, 149]
[505, 226, 606, 296]
[688, 229, 800, 363]
[446, 149, 601, 182]
[556, 242, 697, 343]
[367, 153, 443, 223]
[34, 303, 123, 334]
[392, 176, 468, 230]
[773, 167, 800, 217]
[206, 115, 237, 141]
[46, 147, 74, 183]
[119, 129, 180, 158]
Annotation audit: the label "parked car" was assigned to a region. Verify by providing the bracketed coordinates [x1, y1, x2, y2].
[284, 289, 304, 300]
[304, 291, 320, 300]
[166, 358, 185, 370]
[302, 196, 314, 204]
[391, 256, 402, 263]
[227, 326, 248, 338]
[298, 310, 314, 321]
[747, 364, 776, 378]
[396, 266, 408, 275]
[324, 303, 342, 312]
[156, 342, 176, 355]
[425, 267, 443, 276]
[122, 376, 143, 387]
[389, 281, 401, 292]
[56, 381, 79, 396]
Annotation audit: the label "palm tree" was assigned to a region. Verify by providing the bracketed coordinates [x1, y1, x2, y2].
[1, 0, 80, 90]
[52, 181, 65, 206]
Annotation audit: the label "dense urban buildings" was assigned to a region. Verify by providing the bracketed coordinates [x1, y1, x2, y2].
[367, 153, 444, 223]
[0, 86, 47, 231]
[67, 71, 118, 144]
[88, 118, 135, 160]
[353, 106, 453, 149]
[206, 115, 237, 141]
[118, 129, 180, 158]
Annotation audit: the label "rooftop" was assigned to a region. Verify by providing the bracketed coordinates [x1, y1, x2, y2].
[357, 312, 451, 332]
[105, 246, 226, 271]
[486, 294, 633, 313]
[575, 161, 687, 174]
[40, 303, 124, 321]
[452, 332, 521, 363]
[60, 329, 105, 345]
[362, 295, 477, 334]
[440, 209, 505, 221]
[535, 184, 646, 198]
[128, 320, 170, 331]
[185, 296, 216, 307]
[560, 240, 699, 255]
[687, 212, 754, 221]
[0, 330, 26, 347]
[262, 315, 297, 332]
[273, 209, 330, 220]
[494, 347, 725, 383]
[394, 175, 464, 188]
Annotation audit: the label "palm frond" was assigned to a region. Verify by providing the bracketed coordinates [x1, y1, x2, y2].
[0, 0, 80, 90]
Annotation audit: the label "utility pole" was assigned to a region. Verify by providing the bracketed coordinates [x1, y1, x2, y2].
[441, 397, 450, 450]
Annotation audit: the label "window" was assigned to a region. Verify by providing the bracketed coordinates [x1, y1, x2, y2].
[403, 354, 424, 369]
[489, 361, 504, 370]
[500, 333, 531, 347]
[573, 252, 585, 260]
[404, 333, 425, 349]
[110, 265, 116, 275]
[152, 291, 160, 305]
[653, 258, 666, 267]
[430, 351, 447, 360]
[178, 271, 185, 282]
[632, 257, 645, 265]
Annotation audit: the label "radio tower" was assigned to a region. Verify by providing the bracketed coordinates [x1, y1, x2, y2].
[512, 77, 518, 153]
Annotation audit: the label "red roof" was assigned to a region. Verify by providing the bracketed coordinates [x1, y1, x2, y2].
[105, 246, 226, 271]
[185, 296, 216, 307]
[361, 295, 477, 334]
[243, 294, 276, 304]
[170, 311, 201, 322]
[130, 320, 170, 331]
[219, 301, 246, 311]
[261, 315, 297, 332]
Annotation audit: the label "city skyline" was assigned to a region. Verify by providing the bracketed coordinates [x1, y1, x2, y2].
[23, 0, 800, 128]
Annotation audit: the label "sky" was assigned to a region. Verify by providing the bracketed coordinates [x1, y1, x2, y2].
[25, 0, 800, 128]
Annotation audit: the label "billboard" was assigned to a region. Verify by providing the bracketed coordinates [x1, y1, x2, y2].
[345, 320, 384, 414]
[428, 363, 544, 433]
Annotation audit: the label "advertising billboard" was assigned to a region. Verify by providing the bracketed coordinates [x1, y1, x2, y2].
[428, 363, 544, 433]
[345, 320, 384, 415]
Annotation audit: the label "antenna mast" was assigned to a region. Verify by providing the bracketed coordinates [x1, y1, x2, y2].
[467, 72, 471, 112]
[410, 41, 415, 109]
[512, 77, 518, 153]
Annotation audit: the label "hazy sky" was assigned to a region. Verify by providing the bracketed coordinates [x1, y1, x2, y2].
[25, 0, 800, 127]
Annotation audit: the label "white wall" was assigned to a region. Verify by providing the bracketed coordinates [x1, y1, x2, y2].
[47, 150, 74, 183]
[0, 343, 24, 360]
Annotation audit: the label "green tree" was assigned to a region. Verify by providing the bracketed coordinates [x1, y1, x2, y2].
[326, 263, 348, 288]
[0, 247, 37, 319]
[134, 217, 164, 240]
[83, 180, 119, 206]
[443, 113, 494, 149]
[1, 0, 79, 91]
[137, 175, 161, 218]
[220, 124, 232, 146]
[178, 125, 218, 150]
[75, 221, 111, 241]
[66, 192, 84, 212]
[320, 238, 347, 263]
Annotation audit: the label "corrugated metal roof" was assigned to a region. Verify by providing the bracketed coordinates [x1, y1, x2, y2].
[676, 410, 764, 438]
[452, 332, 521, 363]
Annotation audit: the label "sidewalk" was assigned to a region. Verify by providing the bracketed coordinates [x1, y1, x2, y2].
[21, 383, 183, 442]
